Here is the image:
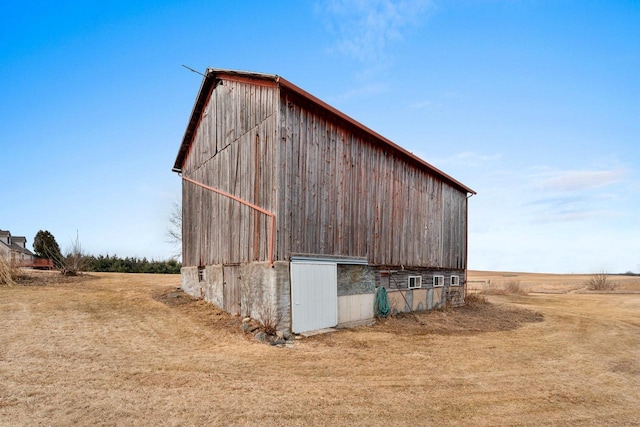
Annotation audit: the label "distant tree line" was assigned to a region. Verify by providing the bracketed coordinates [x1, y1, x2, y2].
[32, 230, 181, 275]
[88, 255, 181, 274]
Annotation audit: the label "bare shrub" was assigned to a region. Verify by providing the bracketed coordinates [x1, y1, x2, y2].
[0, 258, 31, 285]
[585, 272, 617, 291]
[60, 233, 92, 276]
[465, 292, 488, 306]
[166, 201, 182, 260]
[505, 280, 527, 295]
[482, 280, 527, 296]
[0, 258, 18, 285]
[255, 295, 282, 336]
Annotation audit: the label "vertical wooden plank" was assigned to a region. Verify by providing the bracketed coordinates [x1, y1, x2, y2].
[374, 148, 381, 263]
[305, 110, 313, 254]
[335, 126, 344, 256]
[310, 113, 319, 253]
[249, 84, 255, 131]
[240, 129, 249, 262]
[267, 117, 274, 261]
[363, 139, 372, 258]
[344, 128, 351, 257]
[347, 133, 355, 257]
[304, 106, 311, 254]
[355, 135, 362, 258]
[321, 117, 329, 253]
[293, 105, 302, 253]
[328, 121, 339, 255]
[228, 139, 236, 262]
[283, 95, 293, 259]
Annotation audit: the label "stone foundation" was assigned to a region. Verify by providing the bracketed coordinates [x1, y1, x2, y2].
[181, 262, 466, 332]
[181, 262, 290, 331]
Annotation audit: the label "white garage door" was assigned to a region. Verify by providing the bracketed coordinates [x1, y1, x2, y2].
[290, 262, 337, 334]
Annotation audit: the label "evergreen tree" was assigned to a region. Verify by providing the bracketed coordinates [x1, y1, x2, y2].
[33, 230, 64, 269]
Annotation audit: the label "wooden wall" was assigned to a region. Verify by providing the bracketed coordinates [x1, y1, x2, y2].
[277, 90, 468, 269]
[181, 77, 468, 270]
[181, 79, 279, 266]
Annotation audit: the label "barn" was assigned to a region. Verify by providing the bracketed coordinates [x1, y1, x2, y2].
[172, 68, 475, 334]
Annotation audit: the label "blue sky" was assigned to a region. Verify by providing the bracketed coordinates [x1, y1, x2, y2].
[2, 1, 638, 273]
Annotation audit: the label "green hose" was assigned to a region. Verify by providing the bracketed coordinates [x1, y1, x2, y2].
[374, 286, 390, 318]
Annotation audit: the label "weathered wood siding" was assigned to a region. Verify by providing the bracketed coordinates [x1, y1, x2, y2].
[181, 78, 279, 266]
[277, 91, 468, 269]
[181, 78, 468, 270]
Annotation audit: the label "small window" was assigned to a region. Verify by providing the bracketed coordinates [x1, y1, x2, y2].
[198, 266, 206, 283]
[451, 275, 460, 286]
[408, 276, 422, 289]
[433, 275, 444, 287]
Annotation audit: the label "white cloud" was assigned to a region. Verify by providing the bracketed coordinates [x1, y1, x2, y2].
[530, 209, 622, 224]
[327, 82, 388, 103]
[318, 0, 433, 62]
[410, 100, 433, 109]
[626, 180, 640, 191]
[410, 91, 463, 109]
[518, 166, 631, 226]
[429, 150, 502, 168]
[535, 168, 625, 192]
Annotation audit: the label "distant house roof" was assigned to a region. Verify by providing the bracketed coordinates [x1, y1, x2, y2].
[172, 68, 475, 195]
[0, 229, 34, 257]
[11, 242, 34, 256]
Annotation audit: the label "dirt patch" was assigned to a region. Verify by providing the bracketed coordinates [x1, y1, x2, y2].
[153, 286, 243, 335]
[153, 287, 198, 307]
[369, 299, 543, 336]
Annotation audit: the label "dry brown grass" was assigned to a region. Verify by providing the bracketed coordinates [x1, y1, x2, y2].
[468, 270, 640, 294]
[584, 272, 618, 291]
[1, 272, 640, 426]
[0, 259, 22, 286]
[482, 279, 528, 296]
[464, 291, 488, 305]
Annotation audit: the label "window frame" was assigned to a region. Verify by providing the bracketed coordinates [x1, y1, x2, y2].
[408, 275, 422, 289]
[433, 275, 445, 287]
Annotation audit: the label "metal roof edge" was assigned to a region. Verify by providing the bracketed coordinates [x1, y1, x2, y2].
[206, 67, 278, 81]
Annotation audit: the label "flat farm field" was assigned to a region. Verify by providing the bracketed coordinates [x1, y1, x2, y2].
[1, 271, 639, 426]
[468, 270, 640, 294]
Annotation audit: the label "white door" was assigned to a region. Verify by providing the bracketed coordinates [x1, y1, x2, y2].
[290, 262, 337, 334]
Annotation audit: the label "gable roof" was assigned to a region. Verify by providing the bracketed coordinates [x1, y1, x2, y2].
[10, 241, 34, 256]
[0, 230, 34, 256]
[173, 68, 475, 195]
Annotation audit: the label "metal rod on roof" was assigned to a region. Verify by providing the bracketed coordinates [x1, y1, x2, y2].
[181, 64, 207, 78]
